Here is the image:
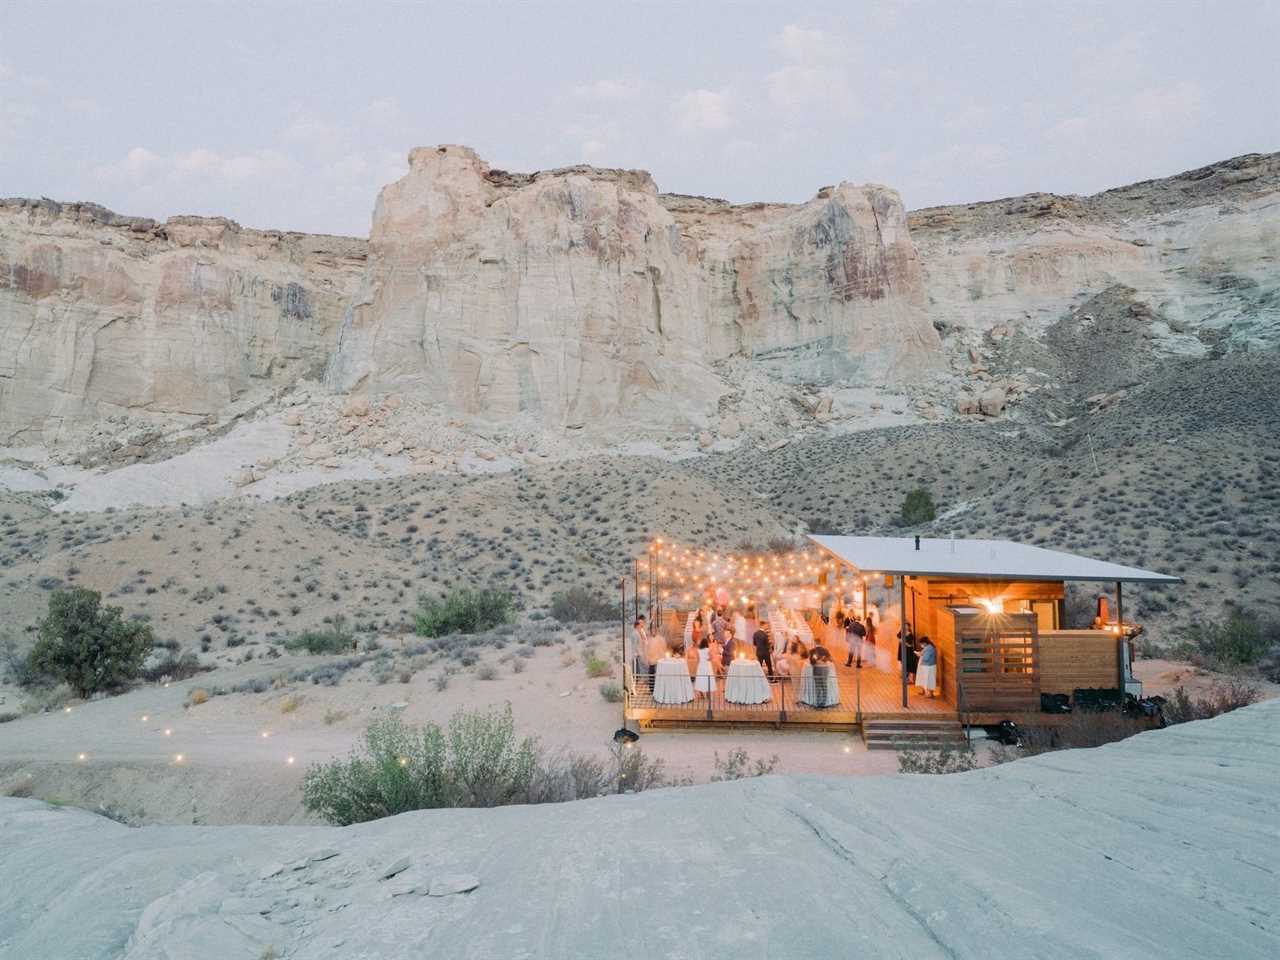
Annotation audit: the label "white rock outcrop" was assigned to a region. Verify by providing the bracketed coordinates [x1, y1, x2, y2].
[324, 145, 940, 436]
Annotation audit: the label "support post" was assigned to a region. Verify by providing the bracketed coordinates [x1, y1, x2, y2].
[900, 576, 909, 709]
[633, 559, 639, 622]
[1116, 581, 1124, 635]
[620, 577, 628, 716]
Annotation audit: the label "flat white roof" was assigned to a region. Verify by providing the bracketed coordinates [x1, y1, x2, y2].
[807, 535, 1181, 584]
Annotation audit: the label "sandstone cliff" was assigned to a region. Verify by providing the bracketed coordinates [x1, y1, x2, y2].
[910, 152, 1280, 354]
[325, 145, 938, 433]
[0, 199, 366, 445]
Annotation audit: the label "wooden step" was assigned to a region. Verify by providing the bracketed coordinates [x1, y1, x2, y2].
[862, 718, 968, 750]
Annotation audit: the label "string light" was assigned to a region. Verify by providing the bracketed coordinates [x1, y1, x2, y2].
[174, 754, 184, 763]
[286, 756, 296, 765]
[77, 752, 87, 761]
[163, 728, 172, 736]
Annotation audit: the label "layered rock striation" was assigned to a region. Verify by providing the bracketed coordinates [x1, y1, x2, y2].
[325, 145, 938, 433]
[910, 153, 1280, 354]
[0, 199, 366, 445]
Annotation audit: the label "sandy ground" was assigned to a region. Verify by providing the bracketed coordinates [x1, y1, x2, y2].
[3, 640, 1270, 826]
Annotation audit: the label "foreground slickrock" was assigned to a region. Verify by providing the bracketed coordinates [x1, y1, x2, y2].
[2, 701, 1276, 959]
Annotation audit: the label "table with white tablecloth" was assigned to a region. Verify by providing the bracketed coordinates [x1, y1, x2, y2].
[798, 662, 841, 707]
[724, 658, 771, 704]
[652, 657, 694, 704]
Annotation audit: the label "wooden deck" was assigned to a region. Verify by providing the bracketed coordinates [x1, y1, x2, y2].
[626, 659, 957, 729]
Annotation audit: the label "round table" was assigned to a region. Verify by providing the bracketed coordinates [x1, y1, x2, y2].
[652, 657, 694, 704]
[798, 662, 841, 707]
[724, 658, 771, 704]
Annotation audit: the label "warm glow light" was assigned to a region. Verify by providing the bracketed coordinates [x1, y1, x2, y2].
[979, 598, 1005, 615]
[174, 754, 184, 763]
[398, 757, 409, 767]
[261, 731, 271, 738]
[163, 728, 172, 736]
[77, 753, 87, 761]
[64, 707, 72, 714]
[140, 715, 149, 722]
[286, 756, 296, 765]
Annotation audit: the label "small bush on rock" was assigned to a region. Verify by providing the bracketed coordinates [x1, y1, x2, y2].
[900, 487, 937, 526]
[896, 741, 977, 774]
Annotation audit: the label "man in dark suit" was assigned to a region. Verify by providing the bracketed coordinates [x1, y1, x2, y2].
[753, 625, 774, 678]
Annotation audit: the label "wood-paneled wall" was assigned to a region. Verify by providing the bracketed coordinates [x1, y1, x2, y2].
[1039, 631, 1121, 695]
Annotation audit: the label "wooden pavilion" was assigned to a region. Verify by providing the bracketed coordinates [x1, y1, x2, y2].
[620, 535, 1180, 740]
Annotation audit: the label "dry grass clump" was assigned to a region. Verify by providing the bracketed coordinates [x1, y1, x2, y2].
[279, 693, 304, 714]
[1161, 677, 1263, 725]
[187, 688, 210, 706]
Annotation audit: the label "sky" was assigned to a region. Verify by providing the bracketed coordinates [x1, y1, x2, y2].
[2, 0, 1277, 237]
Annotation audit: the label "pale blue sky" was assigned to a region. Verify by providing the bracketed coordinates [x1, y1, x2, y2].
[3, 0, 1276, 236]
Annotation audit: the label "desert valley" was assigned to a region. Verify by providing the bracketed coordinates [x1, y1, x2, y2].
[2, 126, 1279, 958]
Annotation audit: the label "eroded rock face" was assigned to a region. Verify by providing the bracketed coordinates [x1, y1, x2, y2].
[910, 153, 1280, 351]
[325, 145, 940, 435]
[0, 199, 366, 445]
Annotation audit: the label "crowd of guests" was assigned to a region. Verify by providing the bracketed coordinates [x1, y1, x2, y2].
[836, 610, 938, 696]
[631, 606, 940, 700]
[631, 608, 836, 701]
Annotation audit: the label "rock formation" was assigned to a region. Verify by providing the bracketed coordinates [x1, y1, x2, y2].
[326, 145, 938, 434]
[0, 199, 366, 445]
[910, 153, 1280, 354]
[2, 149, 1278, 451]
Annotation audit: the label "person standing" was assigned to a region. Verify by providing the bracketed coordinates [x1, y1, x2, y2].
[693, 637, 716, 698]
[645, 623, 668, 685]
[844, 614, 867, 668]
[711, 609, 726, 646]
[720, 625, 737, 672]
[863, 611, 878, 668]
[916, 637, 938, 697]
[631, 616, 651, 682]
[753, 625, 775, 678]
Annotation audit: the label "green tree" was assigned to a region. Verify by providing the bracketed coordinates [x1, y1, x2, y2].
[27, 588, 153, 697]
[900, 487, 937, 525]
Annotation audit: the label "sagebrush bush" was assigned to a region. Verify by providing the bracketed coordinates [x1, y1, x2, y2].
[1177, 608, 1277, 670]
[1017, 712, 1146, 755]
[598, 681, 624, 703]
[710, 748, 779, 781]
[26, 588, 153, 697]
[896, 741, 977, 774]
[285, 616, 354, 654]
[583, 652, 611, 678]
[303, 707, 677, 823]
[549, 587, 616, 623]
[415, 589, 513, 637]
[1162, 678, 1262, 724]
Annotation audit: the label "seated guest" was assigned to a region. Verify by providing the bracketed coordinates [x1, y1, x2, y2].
[810, 643, 831, 665]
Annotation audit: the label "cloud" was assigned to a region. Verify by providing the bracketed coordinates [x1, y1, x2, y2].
[764, 24, 855, 114]
[1130, 80, 1205, 129]
[671, 88, 735, 134]
[771, 24, 842, 63]
[282, 118, 345, 150]
[95, 147, 295, 186]
[363, 98, 401, 125]
[571, 78, 644, 102]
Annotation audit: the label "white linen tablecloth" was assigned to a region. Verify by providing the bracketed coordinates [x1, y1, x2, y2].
[652, 657, 694, 704]
[798, 662, 841, 707]
[724, 658, 771, 704]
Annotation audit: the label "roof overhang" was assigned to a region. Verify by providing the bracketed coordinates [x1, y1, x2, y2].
[806, 535, 1183, 585]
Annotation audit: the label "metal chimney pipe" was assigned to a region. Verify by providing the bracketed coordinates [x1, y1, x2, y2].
[914, 535, 920, 551]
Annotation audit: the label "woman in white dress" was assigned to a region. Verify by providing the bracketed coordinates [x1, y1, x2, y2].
[693, 637, 717, 698]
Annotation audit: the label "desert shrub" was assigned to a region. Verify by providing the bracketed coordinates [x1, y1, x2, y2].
[21, 684, 75, 715]
[2, 637, 46, 688]
[613, 742, 685, 792]
[415, 588, 513, 637]
[0, 712, 19, 724]
[476, 663, 498, 681]
[285, 615, 354, 655]
[599, 681, 624, 703]
[303, 706, 536, 823]
[899, 487, 937, 525]
[1018, 712, 1147, 756]
[527, 750, 611, 803]
[27, 589, 153, 697]
[323, 708, 349, 726]
[549, 587, 616, 623]
[583, 652, 611, 678]
[896, 741, 978, 774]
[1177, 608, 1277, 671]
[139, 652, 211, 683]
[187, 688, 210, 706]
[710, 748, 779, 781]
[1162, 678, 1262, 725]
